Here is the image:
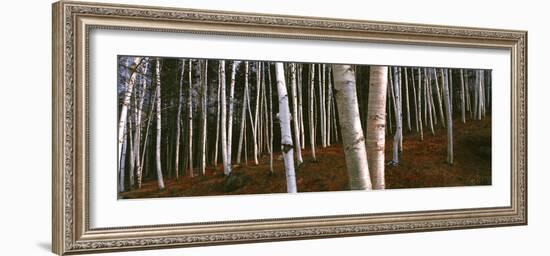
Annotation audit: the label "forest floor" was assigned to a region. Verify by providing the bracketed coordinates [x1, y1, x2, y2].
[120, 117, 491, 199]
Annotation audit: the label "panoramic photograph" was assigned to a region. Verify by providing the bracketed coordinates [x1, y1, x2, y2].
[117, 56, 491, 199]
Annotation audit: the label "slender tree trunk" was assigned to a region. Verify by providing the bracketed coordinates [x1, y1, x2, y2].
[442, 69, 454, 164]
[213, 67, 222, 166]
[187, 59, 194, 177]
[217, 60, 230, 176]
[433, 68, 446, 128]
[139, 83, 156, 185]
[391, 67, 403, 164]
[117, 57, 142, 177]
[267, 63, 274, 173]
[119, 128, 128, 192]
[416, 68, 424, 141]
[154, 59, 165, 189]
[366, 66, 388, 190]
[227, 61, 238, 172]
[327, 66, 333, 146]
[309, 64, 317, 161]
[460, 69, 466, 123]
[275, 63, 297, 193]
[252, 62, 261, 165]
[332, 64, 372, 190]
[298, 64, 305, 149]
[128, 116, 135, 187]
[410, 68, 418, 132]
[237, 61, 249, 164]
[425, 68, 435, 135]
[404, 68, 411, 131]
[133, 59, 149, 188]
[174, 59, 185, 180]
[289, 63, 303, 164]
[199, 60, 208, 175]
[320, 64, 327, 148]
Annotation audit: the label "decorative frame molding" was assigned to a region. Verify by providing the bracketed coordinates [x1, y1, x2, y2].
[52, 1, 527, 255]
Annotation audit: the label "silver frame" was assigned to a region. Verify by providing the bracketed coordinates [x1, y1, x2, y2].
[52, 1, 527, 255]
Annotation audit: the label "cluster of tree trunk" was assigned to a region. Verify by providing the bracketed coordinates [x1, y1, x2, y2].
[117, 56, 491, 193]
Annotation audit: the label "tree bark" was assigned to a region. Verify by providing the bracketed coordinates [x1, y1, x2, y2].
[391, 67, 403, 164]
[199, 60, 208, 175]
[289, 63, 303, 164]
[366, 66, 388, 189]
[219, 60, 230, 176]
[309, 64, 317, 161]
[237, 61, 249, 164]
[154, 59, 165, 189]
[275, 63, 297, 193]
[332, 64, 372, 190]
[174, 59, 185, 180]
[442, 69, 454, 164]
[187, 59, 194, 177]
[117, 57, 142, 179]
[227, 61, 238, 173]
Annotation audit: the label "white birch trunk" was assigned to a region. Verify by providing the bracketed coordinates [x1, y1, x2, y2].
[174, 59, 185, 180]
[404, 68, 411, 131]
[154, 59, 165, 189]
[118, 129, 128, 192]
[366, 66, 388, 190]
[433, 68, 446, 128]
[188, 59, 194, 177]
[391, 67, 403, 164]
[275, 63, 297, 193]
[133, 59, 149, 188]
[309, 64, 317, 161]
[460, 69, 466, 123]
[200, 60, 208, 175]
[267, 63, 274, 173]
[289, 63, 303, 164]
[417, 68, 424, 140]
[298, 64, 305, 149]
[117, 57, 142, 178]
[320, 64, 327, 148]
[252, 62, 261, 165]
[237, 61, 249, 164]
[326, 66, 333, 146]
[213, 69, 221, 166]
[332, 64, 372, 190]
[219, 60, 230, 176]
[442, 69, 454, 164]
[227, 61, 238, 168]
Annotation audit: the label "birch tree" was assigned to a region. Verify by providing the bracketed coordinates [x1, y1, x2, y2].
[460, 69, 466, 123]
[174, 59, 185, 180]
[133, 59, 149, 188]
[332, 64, 372, 190]
[227, 61, 238, 171]
[442, 69, 454, 164]
[154, 59, 165, 189]
[289, 63, 303, 164]
[366, 66, 388, 190]
[199, 60, 208, 175]
[117, 57, 142, 178]
[274, 63, 297, 193]
[187, 59, 194, 177]
[252, 62, 261, 165]
[220, 60, 231, 175]
[237, 61, 249, 164]
[391, 67, 403, 165]
[309, 64, 317, 161]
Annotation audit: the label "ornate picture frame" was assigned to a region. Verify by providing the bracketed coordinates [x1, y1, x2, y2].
[52, 1, 527, 255]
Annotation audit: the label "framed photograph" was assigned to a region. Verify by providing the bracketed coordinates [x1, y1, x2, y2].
[52, 1, 527, 255]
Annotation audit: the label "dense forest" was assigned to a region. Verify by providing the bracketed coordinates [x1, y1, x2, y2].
[117, 56, 491, 199]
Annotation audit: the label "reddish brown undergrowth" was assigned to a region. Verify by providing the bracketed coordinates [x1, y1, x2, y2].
[120, 117, 491, 199]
